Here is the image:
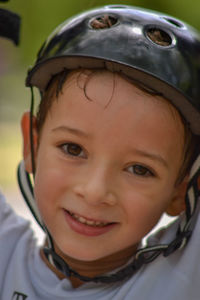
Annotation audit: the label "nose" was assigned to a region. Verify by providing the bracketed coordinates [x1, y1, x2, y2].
[73, 165, 117, 206]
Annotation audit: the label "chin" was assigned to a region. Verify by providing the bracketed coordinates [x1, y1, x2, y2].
[63, 248, 109, 262]
[47, 235, 109, 263]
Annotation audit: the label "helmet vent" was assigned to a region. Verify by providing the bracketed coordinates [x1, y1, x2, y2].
[163, 17, 184, 28]
[146, 28, 172, 46]
[90, 15, 118, 29]
[106, 5, 128, 9]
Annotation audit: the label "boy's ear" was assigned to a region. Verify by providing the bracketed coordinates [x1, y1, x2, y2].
[166, 176, 188, 216]
[21, 112, 38, 173]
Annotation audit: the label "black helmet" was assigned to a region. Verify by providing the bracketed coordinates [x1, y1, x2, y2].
[26, 4, 200, 134]
[19, 5, 200, 284]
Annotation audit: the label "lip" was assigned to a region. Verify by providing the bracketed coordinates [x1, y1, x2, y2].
[63, 209, 117, 237]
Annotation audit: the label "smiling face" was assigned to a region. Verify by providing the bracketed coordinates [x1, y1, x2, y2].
[22, 70, 186, 264]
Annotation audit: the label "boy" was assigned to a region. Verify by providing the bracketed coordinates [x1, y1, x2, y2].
[2, 5, 200, 299]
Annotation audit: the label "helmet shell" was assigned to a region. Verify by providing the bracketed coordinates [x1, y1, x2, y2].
[26, 5, 200, 134]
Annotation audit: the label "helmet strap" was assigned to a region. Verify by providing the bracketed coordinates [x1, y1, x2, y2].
[17, 87, 200, 283]
[30, 86, 36, 175]
[17, 154, 200, 283]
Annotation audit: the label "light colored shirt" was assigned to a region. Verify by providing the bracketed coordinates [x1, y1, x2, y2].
[1, 191, 200, 300]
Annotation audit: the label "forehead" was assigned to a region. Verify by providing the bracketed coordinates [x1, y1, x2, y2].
[44, 70, 185, 149]
[49, 69, 183, 122]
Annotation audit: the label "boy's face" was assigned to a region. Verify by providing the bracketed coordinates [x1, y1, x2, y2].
[23, 70, 186, 262]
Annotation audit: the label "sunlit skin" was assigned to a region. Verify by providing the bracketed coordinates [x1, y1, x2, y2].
[22, 70, 187, 283]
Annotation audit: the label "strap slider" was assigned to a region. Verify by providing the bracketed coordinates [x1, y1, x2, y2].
[163, 230, 192, 257]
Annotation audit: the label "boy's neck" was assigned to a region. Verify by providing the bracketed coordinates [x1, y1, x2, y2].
[40, 243, 137, 288]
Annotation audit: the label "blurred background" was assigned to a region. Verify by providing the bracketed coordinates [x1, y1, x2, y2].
[0, 0, 200, 243]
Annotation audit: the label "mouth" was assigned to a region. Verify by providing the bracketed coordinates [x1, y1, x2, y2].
[64, 209, 117, 236]
[67, 210, 112, 227]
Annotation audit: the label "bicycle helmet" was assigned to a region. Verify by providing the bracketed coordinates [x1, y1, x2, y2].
[18, 5, 200, 283]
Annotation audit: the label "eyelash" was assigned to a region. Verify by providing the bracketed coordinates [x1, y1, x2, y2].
[126, 164, 154, 177]
[60, 143, 86, 158]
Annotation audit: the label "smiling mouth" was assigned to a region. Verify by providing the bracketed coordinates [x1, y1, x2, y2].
[66, 210, 113, 227]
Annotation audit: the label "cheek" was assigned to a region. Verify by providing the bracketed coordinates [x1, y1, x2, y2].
[34, 160, 62, 219]
[33, 151, 77, 222]
[123, 183, 175, 236]
[125, 196, 159, 232]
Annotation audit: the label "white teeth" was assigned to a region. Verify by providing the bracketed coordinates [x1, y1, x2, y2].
[69, 212, 108, 227]
[86, 219, 95, 226]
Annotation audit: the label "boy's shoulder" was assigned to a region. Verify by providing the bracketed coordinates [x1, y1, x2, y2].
[129, 212, 200, 299]
[0, 191, 46, 298]
[1, 190, 200, 299]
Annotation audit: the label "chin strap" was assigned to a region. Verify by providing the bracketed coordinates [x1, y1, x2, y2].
[17, 161, 43, 229]
[17, 154, 200, 283]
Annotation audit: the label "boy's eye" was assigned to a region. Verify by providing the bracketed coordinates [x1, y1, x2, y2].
[61, 143, 84, 157]
[127, 164, 154, 177]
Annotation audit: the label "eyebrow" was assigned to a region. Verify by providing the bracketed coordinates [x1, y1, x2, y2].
[52, 125, 90, 138]
[133, 149, 169, 169]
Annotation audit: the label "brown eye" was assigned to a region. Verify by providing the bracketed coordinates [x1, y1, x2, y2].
[127, 164, 154, 177]
[61, 143, 83, 157]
